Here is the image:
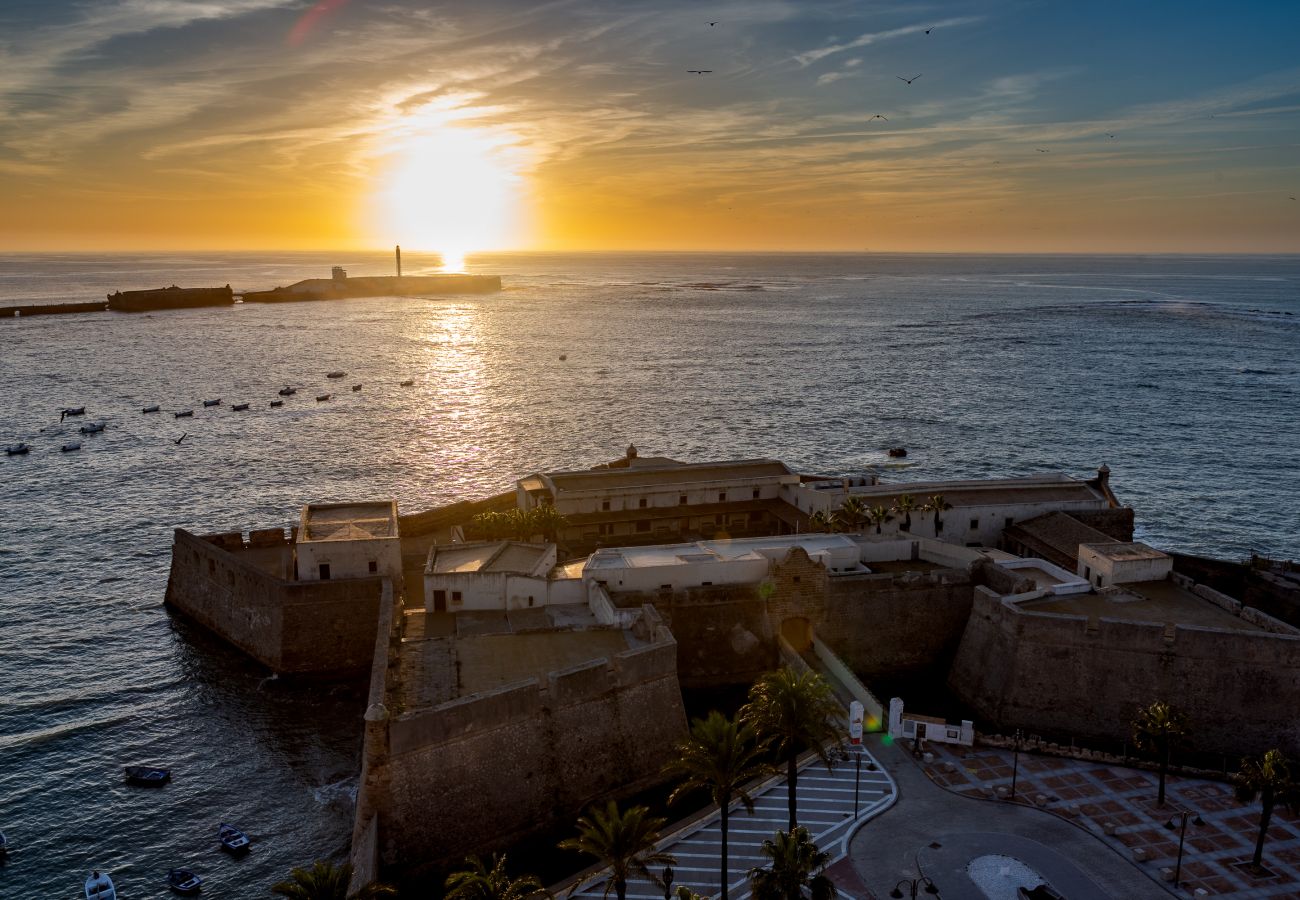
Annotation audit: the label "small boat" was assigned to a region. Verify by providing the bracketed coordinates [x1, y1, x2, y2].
[399, 379, 415, 387]
[124, 765, 171, 786]
[62, 441, 82, 452]
[887, 447, 908, 458]
[167, 867, 203, 895]
[231, 403, 249, 411]
[202, 399, 221, 407]
[559, 353, 567, 361]
[326, 371, 345, 379]
[316, 394, 330, 402]
[85, 871, 116, 899]
[142, 404, 161, 413]
[269, 400, 283, 408]
[278, 387, 296, 396]
[63, 406, 86, 416]
[0, 830, 8, 854]
[218, 823, 250, 853]
[351, 384, 362, 392]
[80, 422, 106, 435]
[175, 410, 194, 418]
[4, 443, 29, 456]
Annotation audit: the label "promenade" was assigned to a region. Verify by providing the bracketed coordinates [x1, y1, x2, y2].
[569, 745, 896, 899]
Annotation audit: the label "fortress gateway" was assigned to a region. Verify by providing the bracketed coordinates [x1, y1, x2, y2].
[164, 450, 1300, 884]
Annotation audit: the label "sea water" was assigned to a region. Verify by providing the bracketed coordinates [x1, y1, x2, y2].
[1, 251, 1297, 897]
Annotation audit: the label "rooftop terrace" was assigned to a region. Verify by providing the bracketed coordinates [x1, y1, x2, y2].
[299, 501, 397, 542]
[1020, 579, 1265, 632]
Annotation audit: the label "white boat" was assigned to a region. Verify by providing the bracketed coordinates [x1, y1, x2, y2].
[142, 404, 160, 413]
[85, 871, 116, 899]
[202, 399, 221, 407]
[80, 422, 106, 435]
[62, 441, 82, 452]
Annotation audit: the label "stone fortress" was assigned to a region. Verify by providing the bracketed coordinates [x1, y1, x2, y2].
[163, 447, 1300, 885]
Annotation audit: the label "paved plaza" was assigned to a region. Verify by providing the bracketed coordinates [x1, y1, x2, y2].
[919, 741, 1300, 897]
[570, 745, 895, 899]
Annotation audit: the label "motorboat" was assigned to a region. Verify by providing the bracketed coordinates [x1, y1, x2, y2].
[175, 410, 194, 418]
[887, 447, 908, 458]
[278, 387, 296, 396]
[218, 823, 250, 853]
[316, 394, 330, 402]
[85, 871, 116, 899]
[202, 399, 221, 407]
[142, 405, 161, 413]
[351, 384, 362, 392]
[231, 403, 249, 411]
[269, 400, 283, 408]
[63, 406, 86, 416]
[124, 765, 171, 786]
[4, 443, 29, 456]
[399, 379, 415, 387]
[62, 441, 82, 452]
[326, 371, 345, 379]
[167, 867, 203, 895]
[80, 422, 106, 435]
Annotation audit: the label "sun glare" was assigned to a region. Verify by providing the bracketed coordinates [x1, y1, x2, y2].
[370, 105, 524, 271]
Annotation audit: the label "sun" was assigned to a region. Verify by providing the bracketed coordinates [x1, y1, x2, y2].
[369, 105, 524, 270]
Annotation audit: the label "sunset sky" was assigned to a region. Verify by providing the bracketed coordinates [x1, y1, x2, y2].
[2, 0, 1298, 253]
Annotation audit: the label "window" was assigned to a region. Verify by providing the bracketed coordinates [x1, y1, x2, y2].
[792, 575, 801, 584]
[661, 584, 673, 590]
[1083, 566, 1091, 581]
[679, 495, 688, 505]
[752, 488, 761, 499]
[528, 596, 535, 607]
[970, 518, 979, 531]
[318, 563, 331, 580]
[639, 498, 648, 508]
[636, 520, 651, 533]
[601, 500, 611, 511]
[1004, 516, 1014, 530]
[452, 591, 463, 604]
[367, 560, 378, 573]
[702, 581, 713, 586]
[718, 491, 726, 502]
[598, 524, 610, 536]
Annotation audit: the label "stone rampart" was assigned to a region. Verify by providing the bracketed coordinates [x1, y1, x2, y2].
[948, 587, 1300, 756]
[361, 608, 688, 876]
[1071, 507, 1136, 541]
[165, 528, 383, 673]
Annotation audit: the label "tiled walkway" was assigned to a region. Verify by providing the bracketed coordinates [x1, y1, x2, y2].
[570, 745, 896, 899]
[919, 743, 1300, 897]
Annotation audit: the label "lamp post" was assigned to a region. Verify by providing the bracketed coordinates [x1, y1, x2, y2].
[1163, 808, 1205, 888]
[1010, 728, 1024, 800]
[890, 876, 940, 898]
[662, 866, 674, 900]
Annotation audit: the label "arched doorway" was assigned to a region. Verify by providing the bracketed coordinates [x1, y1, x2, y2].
[780, 617, 813, 653]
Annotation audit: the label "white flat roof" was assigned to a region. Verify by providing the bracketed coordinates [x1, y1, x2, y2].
[300, 501, 397, 542]
[585, 533, 857, 570]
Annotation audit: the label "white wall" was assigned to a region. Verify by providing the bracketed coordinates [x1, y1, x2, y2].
[1077, 544, 1172, 587]
[297, 537, 400, 583]
[587, 555, 771, 593]
[887, 697, 974, 747]
[549, 476, 786, 516]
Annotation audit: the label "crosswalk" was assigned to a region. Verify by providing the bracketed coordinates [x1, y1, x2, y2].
[570, 745, 895, 900]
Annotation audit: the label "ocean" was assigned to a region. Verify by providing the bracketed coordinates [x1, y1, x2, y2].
[1, 251, 1297, 898]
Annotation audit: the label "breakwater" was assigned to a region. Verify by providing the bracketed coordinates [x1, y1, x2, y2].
[242, 274, 501, 302]
[108, 285, 234, 312]
[2, 300, 108, 317]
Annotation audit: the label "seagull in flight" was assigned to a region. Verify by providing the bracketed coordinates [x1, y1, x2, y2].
[870, 114, 888, 120]
[897, 73, 922, 85]
[174, 432, 188, 445]
[1105, 132, 1116, 138]
[1036, 147, 1050, 153]
[709, 21, 717, 26]
[925, 27, 932, 34]
[687, 70, 712, 75]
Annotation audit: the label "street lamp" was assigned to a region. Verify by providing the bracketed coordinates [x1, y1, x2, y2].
[890, 876, 940, 898]
[1010, 728, 1024, 800]
[1163, 809, 1205, 888]
[662, 865, 674, 900]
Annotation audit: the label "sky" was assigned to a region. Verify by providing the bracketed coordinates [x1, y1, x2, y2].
[1, 0, 1299, 253]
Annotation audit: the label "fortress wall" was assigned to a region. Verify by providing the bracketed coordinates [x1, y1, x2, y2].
[165, 528, 383, 673]
[369, 616, 687, 874]
[1071, 507, 1136, 541]
[948, 589, 1300, 756]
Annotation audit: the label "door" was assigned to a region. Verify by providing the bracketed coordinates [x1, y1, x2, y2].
[433, 589, 447, 613]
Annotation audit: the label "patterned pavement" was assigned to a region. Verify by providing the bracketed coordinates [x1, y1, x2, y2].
[569, 745, 896, 899]
[918, 743, 1300, 897]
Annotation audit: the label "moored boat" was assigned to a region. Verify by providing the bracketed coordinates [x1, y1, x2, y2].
[62, 441, 82, 452]
[316, 394, 330, 402]
[399, 378, 415, 387]
[124, 765, 171, 786]
[269, 400, 283, 408]
[63, 406, 86, 416]
[887, 447, 908, 458]
[202, 399, 221, 407]
[326, 371, 345, 379]
[231, 403, 249, 411]
[80, 422, 106, 435]
[175, 410, 193, 418]
[167, 867, 203, 895]
[351, 384, 362, 392]
[4, 443, 29, 456]
[217, 823, 250, 853]
[143, 404, 161, 413]
[85, 871, 116, 899]
[278, 386, 296, 396]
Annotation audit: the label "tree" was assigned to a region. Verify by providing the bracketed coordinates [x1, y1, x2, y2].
[664, 712, 770, 900]
[924, 494, 952, 535]
[747, 828, 834, 900]
[891, 494, 916, 531]
[559, 801, 676, 900]
[1132, 700, 1190, 806]
[468, 510, 509, 541]
[675, 889, 710, 900]
[445, 854, 550, 900]
[1235, 749, 1300, 867]
[835, 497, 869, 533]
[529, 504, 569, 543]
[740, 668, 845, 832]
[806, 509, 837, 533]
[270, 861, 395, 900]
[865, 505, 892, 535]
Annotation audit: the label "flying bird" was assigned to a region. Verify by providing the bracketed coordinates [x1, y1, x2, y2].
[897, 74, 922, 85]
[687, 70, 713, 75]
[1036, 148, 1050, 153]
[709, 21, 717, 26]
[1106, 132, 1116, 138]
[174, 432, 187, 445]
[925, 27, 932, 34]
[870, 114, 888, 120]
[1291, 196, 1297, 201]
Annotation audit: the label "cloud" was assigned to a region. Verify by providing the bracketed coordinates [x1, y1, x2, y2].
[793, 16, 982, 67]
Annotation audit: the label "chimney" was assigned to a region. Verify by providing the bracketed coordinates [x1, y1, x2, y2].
[395, 244, 402, 278]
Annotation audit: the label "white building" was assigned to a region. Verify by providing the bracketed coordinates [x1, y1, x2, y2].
[1078, 542, 1172, 588]
[296, 501, 401, 582]
[424, 541, 559, 612]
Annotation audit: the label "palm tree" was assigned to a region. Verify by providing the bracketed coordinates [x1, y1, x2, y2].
[806, 509, 837, 533]
[445, 853, 550, 900]
[747, 828, 834, 900]
[529, 504, 569, 543]
[835, 497, 869, 533]
[271, 861, 395, 900]
[1132, 700, 1190, 806]
[1235, 749, 1300, 867]
[664, 712, 770, 900]
[925, 494, 952, 534]
[865, 505, 892, 535]
[891, 494, 916, 531]
[559, 801, 676, 900]
[740, 668, 845, 832]
[675, 888, 711, 900]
